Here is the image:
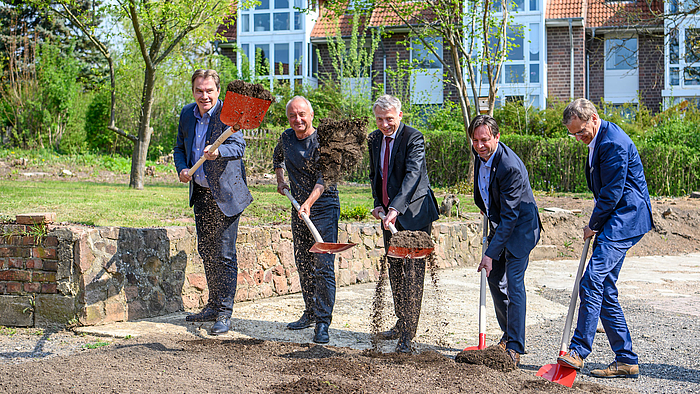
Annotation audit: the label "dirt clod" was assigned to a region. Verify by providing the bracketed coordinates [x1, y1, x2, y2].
[315, 117, 368, 185]
[455, 345, 517, 373]
[226, 80, 275, 102]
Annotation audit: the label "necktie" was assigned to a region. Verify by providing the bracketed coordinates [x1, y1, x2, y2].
[382, 136, 392, 207]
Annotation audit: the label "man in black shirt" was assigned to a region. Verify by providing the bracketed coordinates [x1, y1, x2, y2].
[273, 95, 340, 344]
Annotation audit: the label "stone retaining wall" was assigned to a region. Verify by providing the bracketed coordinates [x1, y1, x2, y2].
[0, 218, 482, 328]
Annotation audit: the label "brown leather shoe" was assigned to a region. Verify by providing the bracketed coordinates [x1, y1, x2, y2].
[590, 361, 639, 378]
[505, 349, 520, 366]
[497, 339, 507, 352]
[557, 350, 584, 371]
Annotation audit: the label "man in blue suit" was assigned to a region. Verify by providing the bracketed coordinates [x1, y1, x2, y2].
[173, 69, 253, 335]
[470, 115, 541, 366]
[557, 99, 653, 378]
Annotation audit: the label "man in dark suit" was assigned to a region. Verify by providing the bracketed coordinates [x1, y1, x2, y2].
[557, 99, 653, 378]
[469, 114, 541, 366]
[368, 95, 439, 353]
[173, 69, 253, 335]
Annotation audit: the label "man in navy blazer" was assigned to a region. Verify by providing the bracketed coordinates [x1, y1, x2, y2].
[470, 115, 541, 366]
[557, 99, 653, 378]
[173, 69, 253, 335]
[368, 95, 439, 353]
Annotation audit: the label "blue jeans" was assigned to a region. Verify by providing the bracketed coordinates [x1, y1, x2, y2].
[487, 248, 529, 354]
[570, 232, 643, 365]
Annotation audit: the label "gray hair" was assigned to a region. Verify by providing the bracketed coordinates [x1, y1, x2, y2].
[372, 95, 402, 114]
[468, 115, 499, 139]
[563, 98, 599, 125]
[286, 95, 314, 114]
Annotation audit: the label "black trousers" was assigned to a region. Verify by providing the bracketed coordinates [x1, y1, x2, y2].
[193, 183, 241, 318]
[382, 222, 431, 340]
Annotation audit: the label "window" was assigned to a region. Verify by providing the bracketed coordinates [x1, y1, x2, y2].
[256, 44, 270, 76]
[241, 14, 250, 32]
[275, 0, 288, 8]
[606, 38, 637, 70]
[530, 63, 539, 83]
[256, 0, 269, 9]
[412, 38, 442, 69]
[509, 0, 525, 12]
[294, 42, 303, 76]
[670, 30, 679, 64]
[274, 43, 289, 75]
[529, 24, 539, 61]
[684, 67, 700, 85]
[507, 25, 524, 61]
[685, 29, 700, 63]
[530, 0, 539, 11]
[254, 14, 270, 31]
[294, 11, 302, 29]
[505, 65, 525, 83]
[273, 12, 289, 30]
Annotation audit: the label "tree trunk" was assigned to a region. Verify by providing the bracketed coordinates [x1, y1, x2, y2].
[129, 67, 156, 190]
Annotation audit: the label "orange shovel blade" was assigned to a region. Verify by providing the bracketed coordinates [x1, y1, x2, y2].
[309, 242, 356, 254]
[220, 91, 272, 129]
[536, 363, 577, 387]
[387, 246, 434, 259]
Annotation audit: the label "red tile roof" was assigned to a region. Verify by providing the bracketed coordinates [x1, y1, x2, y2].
[310, 2, 435, 38]
[585, 0, 662, 28]
[547, 0, 585, 19]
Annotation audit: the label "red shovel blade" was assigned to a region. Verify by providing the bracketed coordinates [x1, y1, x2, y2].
[220, 91, 272, 129]
[309, 242, 356, 254]
[463, 333, 487, 351]
[536, 363, 577, 388]
[387, 246, 434, 259]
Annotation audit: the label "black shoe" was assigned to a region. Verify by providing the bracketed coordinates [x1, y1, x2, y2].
[378, 326, 400, 340]
[313, 323, 330, 344]
[186, 307, 217, 322]
[287, 313, 316, 330]
[395, 336, 412, 354]
[210, 316, 231, 335]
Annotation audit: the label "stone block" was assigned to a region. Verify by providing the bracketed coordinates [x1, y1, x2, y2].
[258, 250, 278, 270]
[273, 275, 288, 295]
[260, 284, 273, 298]
[237, 244, 257, 271]
[0, 295, 34, 327]
[126, 300, 146, 321]
[75, 236, 95, 273]
[289, 274, 301, 293]
[16, 212, 56, 225]
[80, 303, 104, 325]
[277, 240, 294, 268]
[35, 294, 76, 327]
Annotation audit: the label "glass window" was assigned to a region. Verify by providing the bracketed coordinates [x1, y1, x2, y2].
[505, 65, 525, 83]
[256, 0, 269, 9]
[254, 14, 270, 31]
[670, 30, 679, 64]
[529, 95, 539, 108]
[294, 11, 302, 29]
[241, 44, 249, 60]
[273, 12, 290, 30]
[605, 38, 637, 70]
[530, 63, 539, 83]
[256, 44, 270, 76]
[241, 14, 250, 33]
[684, 67, 700, 85]
[275, 0, 289, 8]
[529, 24, 539, 61]
[274, 43, 289, 75]
[412, 38, 442, 69]
[294, 42, 303, 76]
[509, 0, 525, 11]
[530, 0, 539, 11]
[669, 0, 679, 13]
[507, 25, 524, 61]
[685, 29, 700, 63]
[670, 67, 680, 85]
[311, 43, 318, 77]
[294, 0, 305, 7]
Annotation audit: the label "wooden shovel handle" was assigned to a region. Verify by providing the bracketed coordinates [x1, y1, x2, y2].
[377, 211, 398, 234]
[558, 237, 592, 355]
[283, 188, 324, 243]
[187, 125, 239, 175]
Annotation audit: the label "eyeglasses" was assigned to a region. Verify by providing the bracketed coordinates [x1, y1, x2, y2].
[567, 119, 590, 137]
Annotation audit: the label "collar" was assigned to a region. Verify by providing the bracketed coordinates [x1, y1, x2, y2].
[193, 100, 220, 121]
[588, 127, 599, 150]
[482, 144, 498, 167]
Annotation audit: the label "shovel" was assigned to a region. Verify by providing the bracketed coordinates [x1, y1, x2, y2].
[187, 90, 272, 175]
[378, 212, 434, 259]
[464, 214, 489, 351]
[283, 189, 356, 254]
[536, 237, 592, 387]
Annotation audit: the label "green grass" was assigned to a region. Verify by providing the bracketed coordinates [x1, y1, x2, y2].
[81, 341, 110, 349]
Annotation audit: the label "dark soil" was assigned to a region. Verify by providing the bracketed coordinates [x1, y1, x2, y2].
[226, 80, 275, 102]
[455, 345, 517, 373]
[315, 117, 368, 186]
[370, 256, 389, 349]
[389, 230, 434, 249]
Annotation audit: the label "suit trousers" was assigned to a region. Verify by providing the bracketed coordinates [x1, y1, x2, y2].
[570, 232, 643, 365]
[487, 247, 529, 354]
[290, 203, 339, 325]
[193, 183, 241, 318]
[382, 222, 431, 340]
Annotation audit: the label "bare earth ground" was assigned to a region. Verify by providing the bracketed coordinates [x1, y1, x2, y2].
[1, 158, 699, 393]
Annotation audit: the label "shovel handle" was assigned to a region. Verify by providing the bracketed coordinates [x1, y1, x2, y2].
[283, 189, 324, 244]
[558, 237, 592, 355]
[377, 211, 398, 234]
[477, 214, 489, 345]
[187, 125, 239, 175]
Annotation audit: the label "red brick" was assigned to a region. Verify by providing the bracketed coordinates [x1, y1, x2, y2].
[42, 261, 58, 272]
[32, 272, 56, 283]
[0, 270, 31, 282]
[25, 258, 42, 270]
[6, 282, 21, 293]
[0, 282, 5, 293]
[0, 247, 12, 257]
[41, 283, 57, 294]
[33, 247, 56, 260]
[8, 257, 24, 268]
[22, 236, 36, 246]
[15, 212, 56, 225]
[24, 282, 41, 293]
[44, 236, 59, 247]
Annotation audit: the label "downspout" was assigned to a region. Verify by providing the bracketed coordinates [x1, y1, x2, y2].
[586, 28, 596, 100]
[379, 36, 387, 95]
[569, 18, 574, 99]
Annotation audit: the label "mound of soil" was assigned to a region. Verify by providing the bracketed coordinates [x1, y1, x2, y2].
[316, 117, 368, 186]
[389, 230, 434, 249]
[455, 345, 517, 373]
[226, 80, 275, 102]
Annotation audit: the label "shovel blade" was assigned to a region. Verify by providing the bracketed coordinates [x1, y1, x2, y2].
[536, 363, 577, 387]
[387, 246, 434, 259]
[309, 242, 356, 254]
[220, 91, 272, 130]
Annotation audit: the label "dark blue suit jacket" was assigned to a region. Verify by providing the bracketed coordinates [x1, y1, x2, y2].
[368, 123, 439, 231]
[473, 142, 541, 260]
[586, 120, 653, 240]
[173, 99, 253, 217]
